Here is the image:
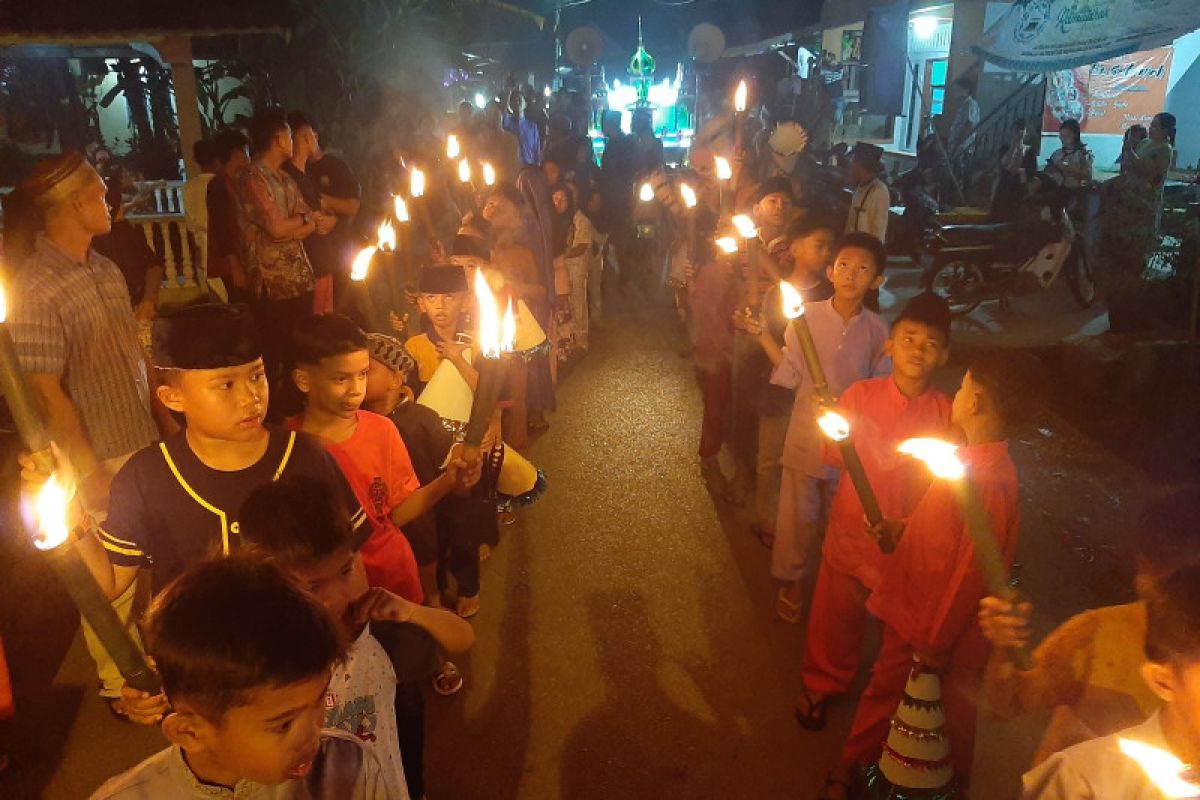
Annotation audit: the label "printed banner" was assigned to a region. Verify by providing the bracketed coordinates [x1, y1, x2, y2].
[1043, 46, 1173, 134]
[978, 0, 1200, 72]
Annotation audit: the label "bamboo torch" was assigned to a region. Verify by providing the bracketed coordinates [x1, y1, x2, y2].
[732, 213, 759, 309]
[393, 195, 416, 291]
[817, 410, 885, 533]
[410, 166, 436, 242]
[0, 282, 49, 456]
[778, 280, 834, 406]
[461, 271, 516, 465]
[679, 182, 698, 270]
[714, 156, 732, 219]
[345, 245, 386, 333]
[33, 475, 160, 694]
[898, 438, 1033, 671]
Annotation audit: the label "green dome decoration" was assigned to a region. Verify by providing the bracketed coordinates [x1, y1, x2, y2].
[629, 45, 655, 77]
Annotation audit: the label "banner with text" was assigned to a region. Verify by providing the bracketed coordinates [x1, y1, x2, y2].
[978, 0, 1199, 72]
[1043, 46, 1174, 134]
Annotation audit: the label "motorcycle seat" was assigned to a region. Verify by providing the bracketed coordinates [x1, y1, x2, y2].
[935, 222, 1023, 243]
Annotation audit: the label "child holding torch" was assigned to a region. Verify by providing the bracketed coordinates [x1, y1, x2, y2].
[796, 292, 954, 731]
[827, 357, 1021, 796]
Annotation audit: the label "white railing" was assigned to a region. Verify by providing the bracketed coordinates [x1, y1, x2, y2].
[126, 180, 206, 292]
[130, 180, 185, 216]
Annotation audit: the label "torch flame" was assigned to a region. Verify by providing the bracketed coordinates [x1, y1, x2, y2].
[732, 214, 757, 239]
[482, 162, 497, 187]
[0, 281, 7, 324]
[474, 269, 515, 359]
[351, 245, 376, 282]
[458, 158, 472, 184]
[33, 474, 70, 551]
[818, 410, 851, 442]
[639, 182, 655, 202]
[779, 280, 805, 320]
[734, 80, 748, 113]
[446, 134, 460, 160]
[410, 167, 426, 199]
[1118, 738, 1200, 798]
[679, 182, 697, 209]
[376, 219, 396, 252]
[898, 438, 967, 480]
[393, 195, 410, 223]
[715, 236, 738, 255]
[714, 156, 733, 181]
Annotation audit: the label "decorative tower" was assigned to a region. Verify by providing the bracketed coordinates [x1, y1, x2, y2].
[627, 16, 655, 107]
[863, 658, 959, 799]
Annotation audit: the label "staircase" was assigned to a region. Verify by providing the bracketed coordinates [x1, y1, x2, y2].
[955, 72, 1047, 204]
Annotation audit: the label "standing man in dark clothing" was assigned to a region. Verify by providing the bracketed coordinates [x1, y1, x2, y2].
[284, 111, 347, 314]
[92, 177, 163, 321]
[207, 129, 251, 302]
[598, 111, 640, 294]
[288, 111, 362, 306]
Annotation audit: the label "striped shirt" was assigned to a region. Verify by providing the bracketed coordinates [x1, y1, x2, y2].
[9, 235, 158, 460]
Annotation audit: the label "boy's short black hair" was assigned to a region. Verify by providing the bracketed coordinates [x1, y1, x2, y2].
[239, 476, 356, 566]
[1135, 488, 1200, 577]
[248, 108, 288, 156]
[292, 313, 368, 366]
[836, 232, 888, 275]
[893, 291, 952, 344]
[965, 354, 1018, 425]
[212, 129, 249, 164]
[192, 139, 216, 167]
[286, 110, 315, 134]
[143, 555, 345, 722]
[1145, 564, 1200, 665]
[787, 214, 838, 242]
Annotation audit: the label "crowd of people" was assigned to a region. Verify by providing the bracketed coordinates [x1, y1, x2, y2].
[0, 70, 1193, 800]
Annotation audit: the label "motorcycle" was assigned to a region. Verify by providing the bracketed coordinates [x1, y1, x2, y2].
[918, 200, 1096, 317]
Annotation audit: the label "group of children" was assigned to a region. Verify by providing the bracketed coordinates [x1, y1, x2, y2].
[681, 153, 1200, 798]
[17, 258, 550, 797]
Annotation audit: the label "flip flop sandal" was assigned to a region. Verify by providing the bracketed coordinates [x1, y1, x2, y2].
[776, 589, 804, 624]
[457, 595, 481, 619]
[432, 661, 464, 696]
[794, 686, 828, 731]
[750, 524, 775, 549]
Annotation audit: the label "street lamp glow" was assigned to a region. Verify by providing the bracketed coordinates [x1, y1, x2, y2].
[474, 93, 487, 109]
[912, 16, 939, 39]
[544, 85, 552, 98]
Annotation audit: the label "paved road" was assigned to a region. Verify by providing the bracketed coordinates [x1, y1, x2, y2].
[4, 281, 1138, 800]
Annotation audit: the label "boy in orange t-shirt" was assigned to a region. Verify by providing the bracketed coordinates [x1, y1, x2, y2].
[796, 293, 953, 729]
[289, 313, 480, 603]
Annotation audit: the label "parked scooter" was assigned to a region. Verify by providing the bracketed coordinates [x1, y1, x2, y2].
[919, 195, 1096, 316]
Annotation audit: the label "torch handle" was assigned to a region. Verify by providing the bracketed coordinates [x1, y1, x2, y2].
[837, 439, 883, 526]
[954, 478, 1033, 672]
[0, 325, 50, 454]
[48, 543, 161, 694]
[790, 317, 835, 406]
[462, 356, 509, 449]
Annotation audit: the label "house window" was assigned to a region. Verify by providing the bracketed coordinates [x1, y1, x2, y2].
[928, 58, 948, 115]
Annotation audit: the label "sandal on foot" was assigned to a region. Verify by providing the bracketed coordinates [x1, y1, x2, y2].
[794, 687, 828, 731]
[750, 524, 775, 549]
[457, 595, 481, 619]
[776, 588, 803, 624]
[432, 662, 464, 696]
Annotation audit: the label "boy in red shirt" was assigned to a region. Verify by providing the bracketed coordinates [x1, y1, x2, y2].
[796, 292, 954, 730]
[289, 314, 480, 604]
[823, 357, 1020, 797]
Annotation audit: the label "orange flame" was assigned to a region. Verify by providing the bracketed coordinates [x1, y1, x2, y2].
[898, 438, 966, 480]
[482, 162, 497, 186]
[0, 281, 7, 324]
[33, 474, 70, 551]
[410, 167, 426, 199]
[377, 219, 396, 252]
[393, 195, 410, 223]
[474, 269, 515, 358]
[714, 156, 733, 181]
[715, 236, 738, 254]
[679, 182, 697, 209]
[446, 134, 460, 159]
[734, 80, 748, 113]
[779, 279, 805, 320]
[1118, 738, 1200, 798]
[639, 182, 654, 202]
[458, 159, 472, 184]
[351, 246, 376, 282]
[732, 214, 757, 239]
[817, 410, 851, 442]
